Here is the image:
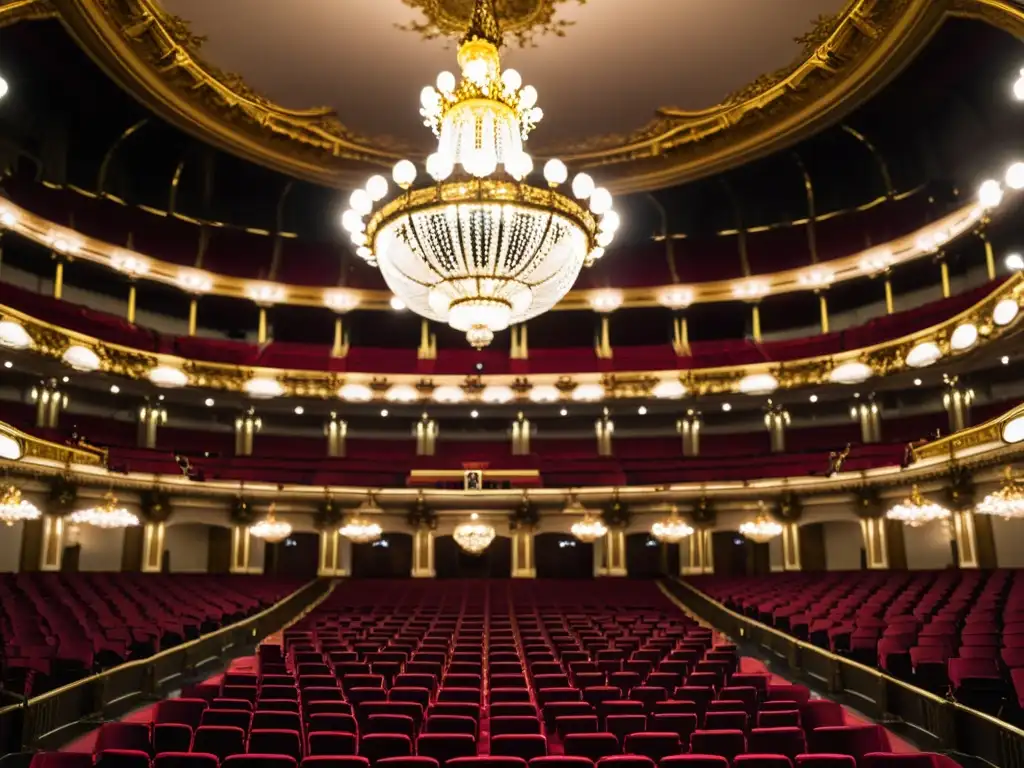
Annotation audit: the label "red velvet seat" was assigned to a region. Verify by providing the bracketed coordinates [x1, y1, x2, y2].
[96, 723, 153, 755]
[688, 731, 746, 762]
[490, 735, 549, 760]
[153, 754, 218, 768]
[247, 730, 303, 762]
[95, 750, 152, 768]
[563, 733, 621, 761]
[193, 726, 246, 759]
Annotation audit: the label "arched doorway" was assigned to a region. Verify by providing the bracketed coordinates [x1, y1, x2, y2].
[264, 532, 320, 580]
[535, 533, 594, 579]
[626, 532, 675, 579]
[712, 531, 770, 577]
[351, 532, 413, 578]
[435, 535, 512, 578]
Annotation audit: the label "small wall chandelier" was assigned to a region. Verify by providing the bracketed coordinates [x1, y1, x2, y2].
[341, 491, 385, 543]
[69, 491, 140, 529]
[250, 503, 292, 543]
[739, 502, 783, 543]
[0, 483, 40, 526]
[342, 0, 616, 348]
[886, 485, 951, 528]
[453, 512, 496, 554]
[651, 506, 694, 544]
[567, 496, 607, 543]
[975, 466, 1024, 520]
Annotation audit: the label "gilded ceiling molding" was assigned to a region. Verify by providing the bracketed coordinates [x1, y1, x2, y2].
[47, 0, 955, 192]
[0, 0, 57, 28]
[1, 274, 1020, 399]
[0, 192, 987, 311]
[398, 0, 584, 47]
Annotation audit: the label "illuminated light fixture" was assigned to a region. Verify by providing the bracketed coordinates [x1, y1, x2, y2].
[809, 394, 818, 403]
[658, 286, 695, 310]
[48, 233, 81, 254]
[389, 296, 406, 311]
[589, 290, 623, 313]
[798, 269, 834, 288]
[245, 378, 284, 399]
[481, 385, 514, 404]
[205, 398, 215, 407]
[69, 492, 140, 529]
[915, 233, 939, 253]
[294, 406, 304, 415]
[433, 385, 466, 403]
[178, 270, 213, 293]
[246, 283, 286, 305]
[560, 408, 568, 416]
[1007, 163, 1024, 191]
[950, 323, 979, 351]
[732, 281, 769, 300]
[914, 378, 923, 386]
[1004, 416, 1024, 444]
[340, 498, 383, 544]
[471, 409, 479, 418]
[738, 373, 779, 396]
[529, 385, 560, 403]
[109, 385, 120, 394]
[993, 298, 1020, 326]
[148, 366, 188, 388]
[1003, 355, 1011, 365]
[722, 402, 732, 412]
[385, 384, 418, 403]
[453, 512, 497, 554]
[324, 290, 360, 313]
[0, 431, 24, 460]
[62, 345, 100, 372]
[111, 253, 149, 277]
[572, 383, 604, 402]
[381, 409, 389, 417]
[859, 251, 893, 274]
[250, 503, 292, 543]
[339, 383, 374, 402]
[0, 484, 40, 526]
[1006, 253, 1024, 272]
[886, 485, 950, 528]
[978, 179, 1004, 209]
[0, 210, 17, 228]
[652, 379, 687, 400]
[739, 503, 783, 543]
[347, 0, 611, 349]
[567, 496, 607, 543]
[829, 361, 872, 385]
[1015, 68, 1024, 101]
[0, 320, 31, 350]
[975, 466, 1024, 520]
[905, 341, 942, 368]
[650, 507, 694, 544]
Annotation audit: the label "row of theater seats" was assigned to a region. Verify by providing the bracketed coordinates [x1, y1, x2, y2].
[1, 574, 299, 696]
[4, 178, 935, 287]
[0, 276, 1001, 376]
[690, 570, 1024, 718]
[30, 581, 958, 768]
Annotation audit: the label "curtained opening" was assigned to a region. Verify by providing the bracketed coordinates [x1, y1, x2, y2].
[626, 533, 678, 579]
[352, 533, 413, 578]
[535, 533, 594, 579]
[435, 535, 512, 578]
[265, 532, 320, 580]
[712, 531, 770, 577]
[207, 527, 232, 574]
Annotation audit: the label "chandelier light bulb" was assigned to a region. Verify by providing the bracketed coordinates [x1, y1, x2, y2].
[69, 492, 140, 529]
[590, 188, 613, 215]
[588, 247, 605, 261]
[543, 159, 568, 186]
[0, 484, 40, 526]
[651, 508, 694, 544]
[340, 517, 383, 544]
[421, 86, 440, 110]
[571, 173, 595, 200]
[350, 231, 368, 247]
[436, 70, 456, 94]
[463, 57, 490, 86]
[978, 179, 1003, 209]
[887, 485, 951, 528]
[1006, 253, 1024, 271]
[519, 85, 538, 110]
[392, 160, 418, 189]
[1007, 162, 1024, 190]
[1015, 69, 1024, 101]
[502, 68, 522, 92]
[366, 175, 389, 202]
[0, 75, 9, 102]
[349, 189, 373, 216]
[426, 152, 454, 181]
[596, 231, 614, 248]
[975, 467, 1024, 520]
[600, 210, 621, 234]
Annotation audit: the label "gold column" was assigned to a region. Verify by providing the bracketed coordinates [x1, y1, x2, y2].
[141, 522, 165, 573]
[818, 293, 829, 334]
[417, 319, 437, 360]
[599, 530, 627, 577]
[595, 315, 613, 359]
[884, 277, 894, 315]
[53, 260, 64, 300]
[672, 315, 691, 356]
[318, 530, 342, 576]
[412, 529, 435, 578]
[229, 525, 252, 574]
[940, 261, 951, 299]
[782, 523, 801, 571]
[127, 284, 137, 324]
[982, 233, 996, 280]
[39, 515, 65, 572]
[188, 297, 198, 336]
[861, 518, 889, 570]
[751, 304, 762, 342]
[331, 316, 349, 358]
[257, 307, 268, 344]
[511, 530, 536, 578]
[952, 510, 980, 569]
[682, 529, 714, 575]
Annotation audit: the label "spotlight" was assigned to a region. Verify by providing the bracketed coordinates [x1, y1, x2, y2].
[1003, 355, 1011, 365]
[158, 395, 165, 401]
[2, 361, 10, 369]
[62, 376, 69, 383]
[559, 408, 568, 416]
[475, 362, 484, 372]
[381, 409, 389, 417]
[637, 406, 648, 415]
[205, 398, 215, 407]
[722, 403, 732, 412]
[914, 378, 922, 386]
[294, 406, 305, 415]
[110, 385, 120, 394]
[471, 410, 479, 418]
[1015, 68, 1024, 101]
[809, 394, 818, 403]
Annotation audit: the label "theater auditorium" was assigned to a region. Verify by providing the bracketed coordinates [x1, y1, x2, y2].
[0, 1, 1023, 768]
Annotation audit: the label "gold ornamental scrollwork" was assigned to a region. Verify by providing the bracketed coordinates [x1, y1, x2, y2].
[399, 0, 586, 47]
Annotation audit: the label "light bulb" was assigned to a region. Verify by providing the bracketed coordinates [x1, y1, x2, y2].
[393, 160, 417, 189]
[1006, 253, 1024, 271]
[600, 210, 620, 233]
[351, 231, 368, 247]
[596, 231, 614, 247]
[1015, 70, 1024, 101]
[349, 189, 372, 215]
[426, 152, 454, 181]
[341, 210, 364, 234]
[366, 175, 388, 201]
[437, 71, 456, 94]
[543, 159, 568, 186]
[507, 152, 533, 180]
[590, 187, 613, 215]
[588, 247, 606, 261]
[529, 107, 544, 124]
[978, 179, 1003, 209]
[420, 86, 440, 110]
[572, 173, 595, 199]
[463, 58, 489, 86]
[502, 69, 522, 92]
[0, 76, 9, 102]
[519, 85, 538, 110]
[356, 246, 373, 260]
[1007, 163, 1024, 191]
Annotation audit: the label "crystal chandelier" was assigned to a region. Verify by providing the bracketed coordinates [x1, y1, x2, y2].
[250, 503, 292, 543]
[342, 0, 616, 349]
[69, 491, 140, 529]
[886, 485, 951, 528]
[975, 466, 1024, 520]
[453, 512, 497, 554]
[567, 496, 607, 543]
[651, 506, 694, 544]
[341, 492, 385, 543]
[739, 503, 783, 543]
[0, 483, 41, 526]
